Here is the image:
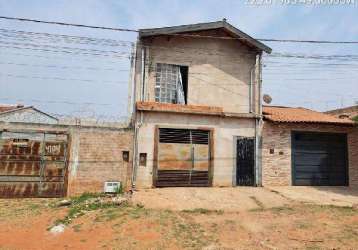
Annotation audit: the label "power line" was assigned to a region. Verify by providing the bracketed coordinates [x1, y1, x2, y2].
[258, 38, 358, 44]
[2, 16, 358, 44]
[2, 27, 358, 61]
[0, 40, 131, 56]
[0, 44, 131, 59]
[0, 50, 124, 64]
[0, 28, 133, 45]
[0, 73, 129, 85]
[0, 16, 138, 32]
[0, 97, 124, 106]
[0, 61, 129, 72]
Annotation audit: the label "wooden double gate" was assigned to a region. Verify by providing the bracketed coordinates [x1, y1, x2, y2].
[155, 128, 211, 187]
[0, 131, 68, 198]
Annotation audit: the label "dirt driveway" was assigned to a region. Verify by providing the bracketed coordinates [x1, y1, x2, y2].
[132, 186, 358, 211]
[267, 186, 358, 207]
[132, 187, 289, 211]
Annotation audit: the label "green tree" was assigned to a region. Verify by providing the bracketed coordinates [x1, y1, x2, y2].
[353, 115, 358, 123]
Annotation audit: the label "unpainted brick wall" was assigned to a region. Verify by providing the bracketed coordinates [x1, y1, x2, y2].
[67, 128, 133, 196]
[262, 122, 358, 187]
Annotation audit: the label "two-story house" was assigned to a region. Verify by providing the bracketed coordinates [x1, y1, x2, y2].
[131, 19, 272, 188]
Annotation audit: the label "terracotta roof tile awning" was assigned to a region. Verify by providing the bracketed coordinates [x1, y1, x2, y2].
[263, 106, 355, 125]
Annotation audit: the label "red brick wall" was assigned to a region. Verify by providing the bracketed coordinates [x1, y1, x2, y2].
[262, 122, 358, 187]
[67, 128, 133, 196]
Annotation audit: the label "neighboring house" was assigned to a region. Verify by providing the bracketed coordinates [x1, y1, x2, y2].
[262, 106, 358, 187]
[0, 104, 58, 124]
[133, 19, 272, 188]
[325, 105, 358, 121]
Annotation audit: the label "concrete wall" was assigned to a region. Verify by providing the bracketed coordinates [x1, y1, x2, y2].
[135, 111, 256, 188]
[67, 127, 133, 196]
[135, 31, 261, 114]
[262, 122, 358, 187]
[0, 122, 133, 196]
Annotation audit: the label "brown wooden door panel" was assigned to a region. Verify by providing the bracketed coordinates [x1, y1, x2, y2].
[193, 144, 209, 171]
[156, 128, 210, 187]
[158, 143, 192, 170]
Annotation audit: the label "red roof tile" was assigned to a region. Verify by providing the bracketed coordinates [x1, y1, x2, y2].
[0, 104, 24, 113]
[263, 106, 355, 125]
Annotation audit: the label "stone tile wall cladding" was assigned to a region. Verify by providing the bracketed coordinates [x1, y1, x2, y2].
[67, 127, 133, 196]
[262, 122, 358, 187]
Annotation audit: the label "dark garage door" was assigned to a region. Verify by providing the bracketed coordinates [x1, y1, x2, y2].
[292, 132, 348, 186]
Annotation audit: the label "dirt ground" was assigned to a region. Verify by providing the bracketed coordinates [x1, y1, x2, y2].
[0, 188, 357, 250]
[267, 186, 358, 207]
[132, 187, 290, 211]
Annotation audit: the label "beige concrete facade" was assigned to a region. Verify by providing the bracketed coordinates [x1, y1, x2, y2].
[135, 33, 261, 114]
[262, 122, 358, 187]
[135, 111, 256, 188]
[133, 28, 264, 188]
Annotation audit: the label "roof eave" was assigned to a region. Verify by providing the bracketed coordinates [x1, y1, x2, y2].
[139, 20, 272, 54]
[264, 118, 355, 126]
[0, 106, 58, 121]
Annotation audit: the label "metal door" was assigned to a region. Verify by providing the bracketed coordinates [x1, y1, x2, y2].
[292, 132, 348, 186]
[236, 137, 255, 186]
[155, 128, 210, 187]
[0, 131, 68, 198]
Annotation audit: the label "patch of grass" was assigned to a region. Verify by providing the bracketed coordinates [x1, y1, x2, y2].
[305, 244, 322, 250]
[305, 204, 357, 216]
[338, 225, 358, 241]
[269, 206, 295, 214]
[172, 217, 209, 249]
[181, 208, 224, 215]
[295, 221, 312, 230]
[0, 200, 46, 220]
[53, 193, 128, 226]
[70, 192, 103, 204]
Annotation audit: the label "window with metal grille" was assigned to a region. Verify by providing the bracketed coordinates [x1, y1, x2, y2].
[155, 63, 188, 104]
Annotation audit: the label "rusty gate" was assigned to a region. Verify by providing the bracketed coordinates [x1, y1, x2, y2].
[155, 128, 211, 187]
[0, 130, 68, 198]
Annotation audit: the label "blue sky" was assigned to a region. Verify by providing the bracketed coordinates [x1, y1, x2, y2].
[0, 0, 357, 120]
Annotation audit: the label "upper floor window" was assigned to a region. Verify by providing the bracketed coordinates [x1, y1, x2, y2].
[155, 63, 188, 104]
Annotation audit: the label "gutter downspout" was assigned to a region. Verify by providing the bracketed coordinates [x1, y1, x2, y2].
[131, 42, 146, 189]
[249, 68, 254, 114]
[255, 53, 263, 187]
